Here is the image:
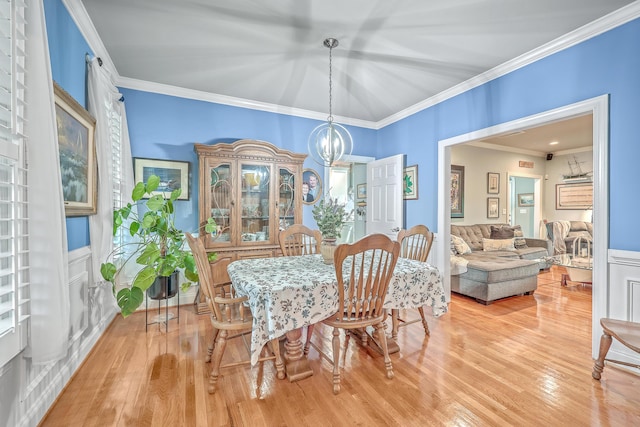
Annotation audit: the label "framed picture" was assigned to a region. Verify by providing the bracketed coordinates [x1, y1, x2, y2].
[134, 158, 190, 200]
[451, 164, 464, 218]
[403, 164, 418, 200]
[487, 172, 500, 194]
[356, 183, 366, 199]
[487, 197, 500, 219]
[518, 193, 534, 207]
[54, 81, 97, 216]
[302, 168, 322, 205]
[556, 183, 593, 210]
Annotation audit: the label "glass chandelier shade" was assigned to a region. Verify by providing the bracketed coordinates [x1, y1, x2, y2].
[308, 38, 353, 167]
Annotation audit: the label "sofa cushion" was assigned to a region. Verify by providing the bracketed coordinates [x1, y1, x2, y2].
[490, 225, 514, 239]
[451, 224, 485, 251]
[451, 234, 472, 254]
[512, 226, 528, 249]
[483, 238, 515, 251]
[514, 246, 548, 260]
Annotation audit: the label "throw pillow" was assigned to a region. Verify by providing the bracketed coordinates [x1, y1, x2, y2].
[451, 235, 472, 255]
[490, 225, 515, 239]
[512, 225, 528, 249]
[483, 238, 515, 251]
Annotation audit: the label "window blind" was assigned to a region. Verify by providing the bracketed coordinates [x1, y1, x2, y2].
[0, 0, 28, 368]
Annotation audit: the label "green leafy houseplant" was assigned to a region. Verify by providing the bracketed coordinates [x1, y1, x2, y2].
[101, 174, 217, 317]
[312, 197, 350, 240]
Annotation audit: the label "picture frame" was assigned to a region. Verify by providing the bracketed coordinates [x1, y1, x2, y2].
[451, 164, 465, 218]
[403, 164, 418, 200]
[487, 172, 500, 194]
[356, 183, 366, 199]
[487, 197, 500, 219]
[518, 193, 534, 207]
[556, 183, 593, 210]
[302, 168, 322, 205]
[54, 81, 97, 217]
[134, 158, 190, 200]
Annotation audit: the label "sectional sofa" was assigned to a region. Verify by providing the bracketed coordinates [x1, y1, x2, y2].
[450, 223, 552, 304]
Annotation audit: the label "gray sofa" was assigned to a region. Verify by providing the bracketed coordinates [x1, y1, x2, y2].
[545, 220, 593, 255]
[450, 224, 551, 304]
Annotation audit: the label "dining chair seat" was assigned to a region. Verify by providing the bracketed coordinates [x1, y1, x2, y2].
[592, 317, 640, 380]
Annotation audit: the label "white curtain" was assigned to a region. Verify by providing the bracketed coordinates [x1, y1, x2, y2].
[25, 0, 70, 364]
[87, 58, 134, 286]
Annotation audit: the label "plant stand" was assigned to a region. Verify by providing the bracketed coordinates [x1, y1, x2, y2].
[146, 278, 180, 332]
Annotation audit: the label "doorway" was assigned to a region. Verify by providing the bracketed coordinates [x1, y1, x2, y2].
[508, 174, 542, 238]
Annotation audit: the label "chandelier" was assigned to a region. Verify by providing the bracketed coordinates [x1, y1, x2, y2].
[308, 38, 353, 167]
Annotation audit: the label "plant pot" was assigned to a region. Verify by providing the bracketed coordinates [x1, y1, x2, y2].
[320, 238, 337, 265]
[147, 271, 180, 300]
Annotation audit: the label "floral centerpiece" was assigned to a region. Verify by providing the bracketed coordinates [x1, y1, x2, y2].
[312, 197, 350, 264]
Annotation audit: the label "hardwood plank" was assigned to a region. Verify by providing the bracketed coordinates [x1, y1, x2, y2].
[39, 274, 640, 426]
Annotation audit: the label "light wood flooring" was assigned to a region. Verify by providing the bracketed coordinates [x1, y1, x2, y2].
[40, 267, 640, 426]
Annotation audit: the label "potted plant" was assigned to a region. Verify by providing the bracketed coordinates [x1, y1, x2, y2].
[312, 197, 350, 264]
[101, 174, 217, 317]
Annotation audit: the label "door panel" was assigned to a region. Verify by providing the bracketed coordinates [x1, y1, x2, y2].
[367, 154, 403, 240]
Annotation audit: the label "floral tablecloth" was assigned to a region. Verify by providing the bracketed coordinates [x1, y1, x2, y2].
[227, 254, 447, 365]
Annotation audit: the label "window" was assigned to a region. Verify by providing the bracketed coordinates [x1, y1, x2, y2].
[0, 0, 29, 368]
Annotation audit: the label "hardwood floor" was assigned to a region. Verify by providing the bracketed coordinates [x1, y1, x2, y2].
[40, 267, 640, 426]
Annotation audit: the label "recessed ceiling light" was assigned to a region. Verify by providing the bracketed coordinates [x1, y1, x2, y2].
[549, 141, 559, 145]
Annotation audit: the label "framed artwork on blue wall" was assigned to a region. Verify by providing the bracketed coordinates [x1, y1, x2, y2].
[134, 158, 190, 200]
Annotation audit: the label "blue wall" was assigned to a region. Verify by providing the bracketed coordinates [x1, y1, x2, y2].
[45, 0, 640, 252]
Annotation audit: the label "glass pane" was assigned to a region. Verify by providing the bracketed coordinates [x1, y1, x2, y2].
[241, 164, 270, 243]
[210, 163, 232, 243]
[278, 167, 295, 230]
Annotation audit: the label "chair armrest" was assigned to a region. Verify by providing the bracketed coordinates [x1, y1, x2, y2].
[525, 238, 552, 256]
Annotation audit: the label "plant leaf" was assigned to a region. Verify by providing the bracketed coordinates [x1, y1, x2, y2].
[101, 262, 116, 282]
[170, 188, 181, 201]
[146, 175, 160, 192]
[132, 182, 146, 201]
[133, 266, 157, 291]
[116, 287, 144, 317]
[147, 195, 165, 211]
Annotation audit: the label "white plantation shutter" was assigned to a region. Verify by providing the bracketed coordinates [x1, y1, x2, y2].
[0, 0, 28, 368]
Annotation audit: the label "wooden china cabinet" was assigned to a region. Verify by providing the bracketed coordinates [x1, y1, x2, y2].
[194, 140, 306, 312]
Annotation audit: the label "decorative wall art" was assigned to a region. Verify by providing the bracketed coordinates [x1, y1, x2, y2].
[356, 183, 366, 199]
[403, 165, 418, 200]
[302, 168, 322, 205]
[54, 81, 97, 216]
[451, 164, 465, 218]
[487, 172, 500, 194]
[134, 158, 190, 200]
[556, 183, 593, 210]
[518, 193, 534, 207]
[487, 197, 500, 219]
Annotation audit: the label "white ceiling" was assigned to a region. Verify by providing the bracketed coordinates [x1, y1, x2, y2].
[78, 0, 635, 129]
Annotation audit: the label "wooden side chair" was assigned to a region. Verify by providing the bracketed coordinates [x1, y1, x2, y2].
[185, 233, 285, 393]
[592, 318, 640, 380]
[309, 233, 400, 394]
[278, 224, 322, 355]
[391, 225, 434, 339]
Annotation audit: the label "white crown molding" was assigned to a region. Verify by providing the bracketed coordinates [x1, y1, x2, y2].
[116, 77, 377, 129]
[467, 141, 547, 158]
[377, 1, 640, 128]
[64, 0, 640, 130]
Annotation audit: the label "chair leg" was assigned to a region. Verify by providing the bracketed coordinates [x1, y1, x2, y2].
[269, 338, 286, 380]
[417, 307, 430, 336]
[304, 324, 314, 355]
[391, 309, 400, 339]
[374, 322, 394, 380]
[592, 330, 613, 380]
[331, 327, 341, 394]
[208, 330, 228, 394]
[206, 327, 219, 363]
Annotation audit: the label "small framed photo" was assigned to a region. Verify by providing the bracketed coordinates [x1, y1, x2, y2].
[403, 165, 418, 200]
[54, 81, 97, 216]
[356, 183, 366, 199]
[134, 158, 190, 200]
[487, 172, 500, 194]
[518, 193, 534, 207]
[487, 197, 500, 219]
[302, 168, 322, 204]
[451, 165, 464, 218]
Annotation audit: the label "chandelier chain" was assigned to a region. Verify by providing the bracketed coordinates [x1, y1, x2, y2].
[328, 42, 333, 124]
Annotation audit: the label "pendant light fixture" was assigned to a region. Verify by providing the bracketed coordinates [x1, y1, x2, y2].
[308, 38, 353, 167]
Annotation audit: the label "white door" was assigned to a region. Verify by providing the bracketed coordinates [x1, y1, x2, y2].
[366, 154, 404, 240]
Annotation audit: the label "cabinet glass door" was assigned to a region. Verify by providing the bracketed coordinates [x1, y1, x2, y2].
[240, 163, 270, 243]
[209, 162, 232, 245]
[278, 167, 296, 230]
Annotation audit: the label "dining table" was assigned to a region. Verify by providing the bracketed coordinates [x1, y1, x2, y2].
[227, 253, 448, 381]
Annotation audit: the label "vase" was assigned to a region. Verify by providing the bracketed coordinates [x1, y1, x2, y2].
[147, 270, 180, 300]
[320, 238, 337, 265]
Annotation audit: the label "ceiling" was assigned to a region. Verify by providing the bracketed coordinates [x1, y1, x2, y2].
[78, 0, 635, 128]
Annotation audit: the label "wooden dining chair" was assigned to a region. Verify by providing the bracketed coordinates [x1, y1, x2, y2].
[391, 225, 434, 339]
[185, 233, 285, 393]
[309, 233, 400, 394]
[278, 224, 322, 355]
[592, 317, 640, 380]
